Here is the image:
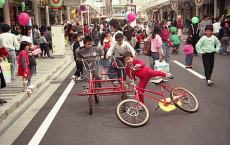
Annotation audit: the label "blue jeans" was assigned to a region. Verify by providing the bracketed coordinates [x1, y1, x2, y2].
[185, 54, 193, 66]
[151, 52, 159, 67]
[162, 41, 170, 63]
[107, 58, 125, 79]
[7, 50, 16, 79]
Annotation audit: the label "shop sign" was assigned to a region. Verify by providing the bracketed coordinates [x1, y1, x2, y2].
[40, 0, 48, 5]
[194, 0, 203, 6]
[171, 1, 178, 11]
[9, 0, 21, 5]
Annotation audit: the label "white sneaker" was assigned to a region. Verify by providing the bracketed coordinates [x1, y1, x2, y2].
[71, 75, 76, 80]
[27, 88, 33, 94]
[112, 81, 119, 86]
[166, 73, 174, 79]
[207, 80, 214, 85]
[76, 77, 82, 81]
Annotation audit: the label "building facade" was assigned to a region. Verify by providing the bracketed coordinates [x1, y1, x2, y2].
[141, 0, 230, 22]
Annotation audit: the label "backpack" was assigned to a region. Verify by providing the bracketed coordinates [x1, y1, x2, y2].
[29, 52, 37, 66]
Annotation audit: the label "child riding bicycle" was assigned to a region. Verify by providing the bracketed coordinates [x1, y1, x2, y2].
[123, 52, 173, 103]
[75, 36, 104, 93]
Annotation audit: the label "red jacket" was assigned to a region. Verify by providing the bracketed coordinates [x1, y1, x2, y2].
[17, 50, 30, 76]
[125, 59, 150, 79]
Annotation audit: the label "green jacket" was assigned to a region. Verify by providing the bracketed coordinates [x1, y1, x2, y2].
[196, 35, 221, 54]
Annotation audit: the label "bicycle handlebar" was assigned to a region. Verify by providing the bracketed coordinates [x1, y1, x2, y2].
[80, 56, 100, 72]
[109, 55, 126, 69]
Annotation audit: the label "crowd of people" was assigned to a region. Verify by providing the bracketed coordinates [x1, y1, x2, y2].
[66, 15, 230, 102]
[0, 23, 54, 104]
[1, 14, 230, 105]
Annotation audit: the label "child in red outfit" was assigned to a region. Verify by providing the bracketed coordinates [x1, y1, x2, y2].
[17, 41, 30, 92]
[124, 52, 172, 103]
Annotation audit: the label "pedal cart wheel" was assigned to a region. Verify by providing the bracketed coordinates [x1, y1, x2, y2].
[94, 94, 99, 103]
[88, 95, 93, 115]
[171, 87, 199, 113]
[116, 99, 150, 127]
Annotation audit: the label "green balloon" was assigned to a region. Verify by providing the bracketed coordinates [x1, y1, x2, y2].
[21, 2, 25, 11]
[170, 26, 177, 33]
[192, 17, 199, 24]
[0, 0, 5, 8]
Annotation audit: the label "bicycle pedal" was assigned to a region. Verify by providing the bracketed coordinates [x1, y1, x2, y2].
[154, 105, 159, 111]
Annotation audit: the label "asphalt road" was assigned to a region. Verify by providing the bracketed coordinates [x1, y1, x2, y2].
[11, 51, 230, 145]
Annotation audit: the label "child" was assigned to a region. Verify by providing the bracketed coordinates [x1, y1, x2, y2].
[39, 32, 50, 58]
[161, 25, 170, 63]
[103, 32, 112, 50]
[17, 41, 30, 92]
[71, 32, 84, 81]
[100, 32, 112, 80]
[196, 25, 221, 86]
[183, 37, 194, 68]
[106, 32, 136, 82]
[170, 31, 180, 54]
[75, 36, 104, 93]
[124, 52, 173, 103]
[136, 30, 144, 54]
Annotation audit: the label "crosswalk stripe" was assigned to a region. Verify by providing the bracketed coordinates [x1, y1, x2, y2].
[173, 60, 206, 79]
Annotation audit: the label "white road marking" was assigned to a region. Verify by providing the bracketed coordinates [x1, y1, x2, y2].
[173, 60, 206, 79]
[28, 80, 75, 145]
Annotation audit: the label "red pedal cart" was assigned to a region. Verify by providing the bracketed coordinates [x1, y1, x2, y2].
[77, 56, 133, 115]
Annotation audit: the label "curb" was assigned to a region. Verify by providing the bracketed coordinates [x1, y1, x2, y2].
[0, 55, 73, 124]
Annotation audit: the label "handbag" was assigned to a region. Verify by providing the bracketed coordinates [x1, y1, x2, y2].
[168, 41, 173, 47]
[32, 47, 42, 56]
[0, 60, 11, 84]
[143, 41, 151, 56]
[154, 60, 170, 73]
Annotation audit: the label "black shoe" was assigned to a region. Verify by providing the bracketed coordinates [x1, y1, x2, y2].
[0, 99, 7, 105]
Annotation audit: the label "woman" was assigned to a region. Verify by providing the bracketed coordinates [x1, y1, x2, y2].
[109, 19, 123, 43]
[144, 26, 164, 68]
[123, 26, 138, 53]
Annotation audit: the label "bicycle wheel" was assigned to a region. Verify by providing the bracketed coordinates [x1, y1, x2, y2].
[116, 99, 150, 127]
[88, 95, 93, 115]
[171, 87, 199, 113]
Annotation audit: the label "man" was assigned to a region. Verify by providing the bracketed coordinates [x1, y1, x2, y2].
[45, 26, 52, 53]
[0, 24, 19, 80]
[33, 25, 41, 45]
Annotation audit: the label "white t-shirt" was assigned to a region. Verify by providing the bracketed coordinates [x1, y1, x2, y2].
[213, 22, 221, 34]
[106, 40, 136, 58]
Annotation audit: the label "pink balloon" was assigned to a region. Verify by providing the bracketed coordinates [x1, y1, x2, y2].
[18, 12, 30, 26]
[127, 12, 136, 22]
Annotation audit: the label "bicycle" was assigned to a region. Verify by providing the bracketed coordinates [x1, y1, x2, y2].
[116, 68, 199, 127]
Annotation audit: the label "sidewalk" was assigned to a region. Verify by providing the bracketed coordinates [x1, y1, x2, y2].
[0, 45, 74, 123]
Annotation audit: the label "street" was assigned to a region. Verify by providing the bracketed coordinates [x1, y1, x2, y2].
[1, 50, 229, 145]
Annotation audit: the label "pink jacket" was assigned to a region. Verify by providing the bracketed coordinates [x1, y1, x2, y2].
[183, 44, 194, 55]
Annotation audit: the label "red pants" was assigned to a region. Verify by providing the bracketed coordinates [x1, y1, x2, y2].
[137, 69, 166, 103]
